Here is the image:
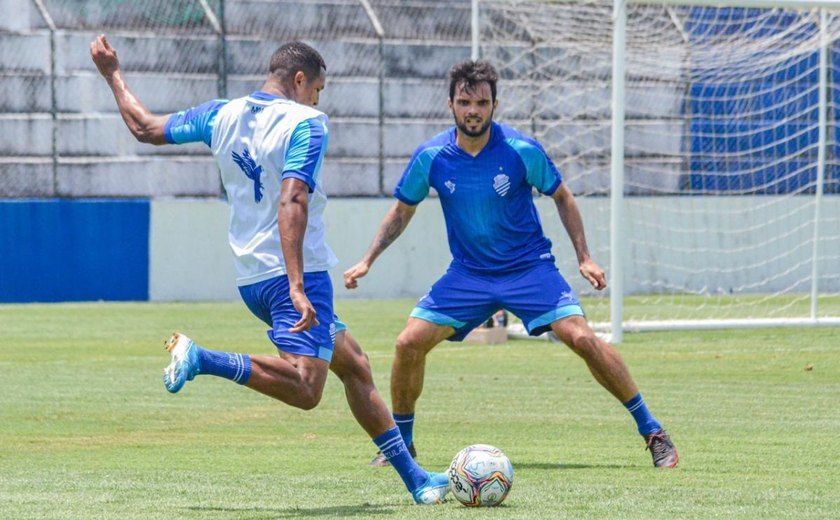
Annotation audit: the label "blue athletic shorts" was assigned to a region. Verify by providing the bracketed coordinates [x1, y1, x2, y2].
[238, 272, 343, 363]
[411, 260, 584, 341]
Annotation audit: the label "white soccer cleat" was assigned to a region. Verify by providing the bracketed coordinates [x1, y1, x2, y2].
[412, 472, 449, 505]
[163, 332, 200, 393]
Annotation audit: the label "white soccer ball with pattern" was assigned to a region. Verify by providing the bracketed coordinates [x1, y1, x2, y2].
[448, 444, 514, 507]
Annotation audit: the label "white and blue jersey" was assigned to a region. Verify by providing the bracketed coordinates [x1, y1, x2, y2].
[165, 91, 338, 286]
[394, 121, 562, 273]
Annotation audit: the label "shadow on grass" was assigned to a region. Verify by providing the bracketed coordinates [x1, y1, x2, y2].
[186, 503, 396, 518]
[515, 462, 628, 470]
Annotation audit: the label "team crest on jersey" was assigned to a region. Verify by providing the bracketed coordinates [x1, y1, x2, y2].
[444, 180, 456, 194]
[493, 173, 511, 196]
[231, 147, 264, 203]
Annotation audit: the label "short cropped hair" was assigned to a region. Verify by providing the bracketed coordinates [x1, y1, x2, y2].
[449, 60, 498, 102]
[269, 41, 326, 83]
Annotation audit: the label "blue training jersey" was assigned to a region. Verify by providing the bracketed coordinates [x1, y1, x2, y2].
[394, 122, 562, 272]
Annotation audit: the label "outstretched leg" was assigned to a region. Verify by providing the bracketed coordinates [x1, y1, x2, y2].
[164, 332, 328, 410]
[330, 330, 449, 504]
[551, 316, 679, 468]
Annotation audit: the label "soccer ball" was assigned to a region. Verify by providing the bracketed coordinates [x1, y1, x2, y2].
[448, 444, 514, 507]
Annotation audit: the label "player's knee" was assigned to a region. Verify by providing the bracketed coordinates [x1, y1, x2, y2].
[355, 352, 373, 377]
[553, 319, 600, 354]
[334, 351, 374, 385]
[331, 333, 372, 381]
[395, 334, 425, 357]
[281, 376, 326, 410]
[297, 397, 321, 411]
[558, 328, 599, 356]
[293, 386, 324, 410]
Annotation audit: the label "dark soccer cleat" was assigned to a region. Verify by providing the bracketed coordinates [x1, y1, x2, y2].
[644, 429, 679, 468]
[370, 442, 417, 467]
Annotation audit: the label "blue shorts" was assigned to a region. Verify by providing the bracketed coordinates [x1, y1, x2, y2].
[411, 261, 584, 341]
[238, 272, 344, 363]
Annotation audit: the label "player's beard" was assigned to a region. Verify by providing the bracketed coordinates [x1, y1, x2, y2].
[454, 109, 493, 138]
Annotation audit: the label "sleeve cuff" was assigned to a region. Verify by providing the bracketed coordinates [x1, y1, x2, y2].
[393, 191, 422, 206]
[543, 178, 562, 196]
[281, 171, 316, 192]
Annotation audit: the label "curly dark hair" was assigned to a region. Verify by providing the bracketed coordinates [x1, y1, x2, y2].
[448, 59, 498, 102]
[269, 41, 326, 83]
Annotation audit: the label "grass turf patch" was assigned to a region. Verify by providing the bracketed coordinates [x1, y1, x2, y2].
[0, 300, 838, 519]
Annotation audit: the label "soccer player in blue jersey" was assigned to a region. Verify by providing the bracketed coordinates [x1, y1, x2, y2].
[90, 34, 449, 504]
[344, 60, 679, 468]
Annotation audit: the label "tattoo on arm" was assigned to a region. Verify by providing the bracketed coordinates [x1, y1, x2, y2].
[376, 212, 406, 251]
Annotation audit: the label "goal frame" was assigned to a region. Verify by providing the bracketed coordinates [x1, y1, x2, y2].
[472, 0, 840, 341]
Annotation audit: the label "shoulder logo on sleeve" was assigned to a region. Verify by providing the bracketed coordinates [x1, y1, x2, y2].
[493, 170, 511, 197]
[231, 148, 264, 203]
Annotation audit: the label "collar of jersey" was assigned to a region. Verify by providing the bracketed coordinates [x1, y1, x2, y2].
[249, 91, 286, 102]
[449, 121, 501, 156]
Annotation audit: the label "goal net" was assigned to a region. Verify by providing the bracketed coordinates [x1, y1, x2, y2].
[477, 0, 840, 336]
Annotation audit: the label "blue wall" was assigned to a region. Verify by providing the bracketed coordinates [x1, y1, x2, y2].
[685, 8, 837, 194]
[0, 199, 150, 302]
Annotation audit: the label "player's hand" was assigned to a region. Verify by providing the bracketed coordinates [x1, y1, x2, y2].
[343, 261, 370, 289]
[289, 288, 319, 333]
[580, 258, 607, 291]
[90, 34, 120, 78]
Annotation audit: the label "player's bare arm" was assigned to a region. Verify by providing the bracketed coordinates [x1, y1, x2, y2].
[279, 177, 319, 332]
[552, 183, 607, 290]
[343, 201, 417, 289]
[89, 34, 169, 145]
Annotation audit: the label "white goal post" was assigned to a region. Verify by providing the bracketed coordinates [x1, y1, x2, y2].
[473, 0, 840, 341]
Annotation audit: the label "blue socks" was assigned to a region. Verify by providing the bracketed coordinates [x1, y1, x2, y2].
[624, 393, 662, 436]
[196, 347, 252, 385]
[373, 427, 427, 492]
[393, 412, 415, 446]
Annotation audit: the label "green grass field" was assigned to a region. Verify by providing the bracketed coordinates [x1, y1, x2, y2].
[1, 300, 838, 519]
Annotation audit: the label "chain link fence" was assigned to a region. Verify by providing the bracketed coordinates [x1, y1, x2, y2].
[0, 0, 472, 198]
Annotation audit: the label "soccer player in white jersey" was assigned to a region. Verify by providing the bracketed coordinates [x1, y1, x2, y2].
[90, 34, 449, 504]
[344, 60, 679, 469]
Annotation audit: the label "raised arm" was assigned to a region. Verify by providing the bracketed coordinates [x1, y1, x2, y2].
[279, 178, 319, 332]
[551, 183, 607, 290]
[343, 200, 418, 289]
[89, 34, 170, 145]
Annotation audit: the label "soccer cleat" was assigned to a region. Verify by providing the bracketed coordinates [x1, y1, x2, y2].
[163, 332, 200, 393]
[370, 442, 417, 467]
[644, 429, 679, 468]
[412, 472, 449, 505]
